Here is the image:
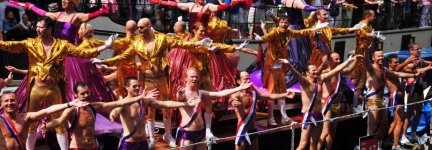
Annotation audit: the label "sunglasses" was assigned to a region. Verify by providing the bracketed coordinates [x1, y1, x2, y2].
[132, 85, 141, 89]
[138, 26, 145, 29]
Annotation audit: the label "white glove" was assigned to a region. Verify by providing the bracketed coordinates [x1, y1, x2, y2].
[198, 38, 213, 47]
[91, 58, 102, 64]
[208, 46, 220, 52]
[178, 16, 183, 21]
[310, 11, 316, 16]
[315, 22, 329, 29]
[167, 33, 176, 36]
[104, 34, 118, 47]
[370, 29, 376, 37]
[254, 33, 263, 40]
[235, 40, 249, 50]
[232, 29, 238, 32]
[151, 27, 155, 33]
[376, 31, 386, 41]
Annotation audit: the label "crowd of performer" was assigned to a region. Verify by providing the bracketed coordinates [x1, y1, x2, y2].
[0, 0, 430, 150]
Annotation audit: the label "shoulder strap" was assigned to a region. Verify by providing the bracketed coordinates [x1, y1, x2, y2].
[118, 101, 143, 148]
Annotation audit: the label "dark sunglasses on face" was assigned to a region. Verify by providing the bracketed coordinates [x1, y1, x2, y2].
[138, 26, 145, 29]
[132, 85, 141, 89]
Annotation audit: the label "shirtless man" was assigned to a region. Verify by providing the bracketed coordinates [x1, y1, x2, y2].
[108, 76, 199, 149]
[280, 54, 362, 150]
[362, 49, 423, 149]
[384, 54, 428, 149]
[175, 67, 252, 150]
[229, 70, 295, 150]
[318, 52, 359, 150]
[400, 43, 432, 145]
[0, 92, 88, 150]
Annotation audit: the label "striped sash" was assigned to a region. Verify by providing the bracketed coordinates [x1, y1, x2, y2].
[388, 89, 398, 111]
[235, 90, 258, 146]
[302, 82, 319, 129]
[0, 114, 25, 150]
[175, 91, 202, 145]
[118, 100, 143, 149]
[322, 73, 341, 114]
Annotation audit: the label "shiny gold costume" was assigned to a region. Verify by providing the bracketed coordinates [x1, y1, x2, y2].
[0, 37, 99, 133]
[353, 20, 374, 89]
[104, 33, 198, 120]
[366, 98, 385, 108]
[145, 75, 171, 119]
[330, 103, 341, 113]
[207, 17, 232, 43]
[173, 31, 190, 40]
[308, 25, 350, 67]
[262, 27, 313, 93]
[79, 36, 138, 98]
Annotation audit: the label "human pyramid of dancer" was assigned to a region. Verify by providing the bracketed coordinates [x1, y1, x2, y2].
[0, 0, 430, 150]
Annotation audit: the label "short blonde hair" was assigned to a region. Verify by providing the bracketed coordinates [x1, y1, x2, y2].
[79, 23, 94, 38]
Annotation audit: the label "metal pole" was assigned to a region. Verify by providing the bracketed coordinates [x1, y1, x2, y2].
[366, 109, 370, 136]
[291, 123, 295, 150]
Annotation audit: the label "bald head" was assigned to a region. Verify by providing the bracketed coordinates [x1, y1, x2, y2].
[137, 18, 152, 35]
[174, 21, 186, 34]
[125, 20, 137, 36]
[138, 18, 151, 27]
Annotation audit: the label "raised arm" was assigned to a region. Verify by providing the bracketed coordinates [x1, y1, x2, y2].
[362, 46, 375, 74]
[93, 88, 158, 112]
[147, 98, 198, 108]
[395, 56, 415, 71]
[341, 58, 359, 75]
[280, 59, 308, 84]
[239, 48, 258, 56]
[101, 47, 136, 65]
[317, 55, 328, 75]
[149, 0, 191, 11]
[386, 70, 424, 78]
[26, 99, 89, 121]
[321, 55, 360, 80]
[45, 108, 75, 129]
[201, 82, 252, 100]
[12, 2, 59, 20]
[76, 5, 109, 23]
[0, 40, 29, 54]
[258, 91, 295, 100]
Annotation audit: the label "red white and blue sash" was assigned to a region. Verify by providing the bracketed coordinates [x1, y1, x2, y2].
[175, 91, 203, 145]
[302, 82, 318, 129]
[118, 100, 143, 149]
[68, 105, 98, 147]
[235, 90, 258, 146]
[406, 63, 422, 96]
[388, 89, 398, 111]
[322, 73, 341, 115]
[0, 114, 25, 150]
[362, 68, 386, 110]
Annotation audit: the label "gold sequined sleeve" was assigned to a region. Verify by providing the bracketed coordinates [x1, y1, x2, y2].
[261, 29, 278, 42]
[104, 46, 136, 65]
[289, 29, 313, 38]
[0, 40, 29, 54]
[110, 37, 132, 50]
[167, 38, 196, 49]
[212, 43, 236, 53]
[66, 42, 99, 58]
[304, 14, 314, 28]
[356, 27, 370, 38]
[272, 16, 280, 23]
[77, 38, 105, 49]
[331, 28, 350, 35]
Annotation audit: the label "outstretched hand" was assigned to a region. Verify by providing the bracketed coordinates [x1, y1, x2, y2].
[197, 38, 213, 47]
[278, 58, 289, 64]
[235, 40, 249, 50]
[141, 86, 159, 100]
[286, 91, 295, 99]
[208, 45, 220, 52]
[254, 33, 263, 40]
[348, 54, 363, 61]
[5, 66, 17, 73]
[90, 58, 103, 64]
[238, 80, 252, 90]
[265, 9, 275, 18]
[186, 98, 200, 106]
[104, 34, 118, 47]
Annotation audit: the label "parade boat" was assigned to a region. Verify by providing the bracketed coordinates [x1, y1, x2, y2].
[1, 1, 432, 149]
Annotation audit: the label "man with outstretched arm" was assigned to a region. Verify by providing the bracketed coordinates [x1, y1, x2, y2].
[0, 91, 88, 150]
[280, 54, 362, 150]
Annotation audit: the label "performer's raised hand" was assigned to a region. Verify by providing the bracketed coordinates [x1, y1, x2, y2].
[91, 58, 103, 64]
[141, 87, 159, 100]
[208, 45, 220, 52]
[279, 58, 290, 64]
[186, 98, 200, 106]
[69, 99, 90, 107]
[286, 91, 295, 99]
[254, 33, 263, 40]
[104, 34, 118, 47]
[348, 54, 363, 61]
[5, 66, 17, 73]
[149, 0, 160, 4]
[376, 31, 386, 41]
[238, 80, 252, 90]
[196, 38, 213, 47]
[235, 40, 249, 50]
[166, 33, 176, 36]
[260, 20, 266, 30]
[265, 9, 275, 18]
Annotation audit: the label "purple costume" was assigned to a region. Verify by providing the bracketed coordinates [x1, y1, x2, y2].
[118, 141, 149, 150]
[181, 127, 206, 143]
